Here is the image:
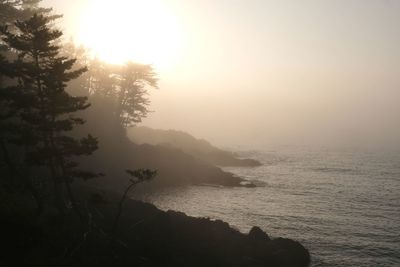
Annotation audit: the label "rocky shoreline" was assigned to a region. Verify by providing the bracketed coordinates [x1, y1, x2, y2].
[1, 186, 310, 267]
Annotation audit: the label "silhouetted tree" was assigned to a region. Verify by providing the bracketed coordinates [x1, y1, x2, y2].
[112, 168, 157, 234]
[0, 14, 98, 217]
[0, 32, 45, 213]
[60, 42, 159, 131]
[0, 0, 58, 34]
[115, 62, 158, 128]
[0, 55, 19, 186]
[0, 1, 61, 215]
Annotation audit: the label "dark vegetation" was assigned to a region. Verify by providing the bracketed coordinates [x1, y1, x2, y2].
[0, 1, 310, 266]
[129, 126, 262, 167]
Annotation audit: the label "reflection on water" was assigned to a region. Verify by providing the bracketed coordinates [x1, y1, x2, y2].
[133, 148, 400, 266]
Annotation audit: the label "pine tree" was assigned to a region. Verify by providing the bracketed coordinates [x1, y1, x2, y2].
[0, 1, 59, 191]
[0, 14, 98, 217]
[0, 1, 57, 28]
[0, 54, 18, 185]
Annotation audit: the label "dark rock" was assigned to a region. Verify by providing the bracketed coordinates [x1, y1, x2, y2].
[0, 186, 311, 267]
[268, 238, 311, 267]
[128, 126, 263, 167]
[248, 226, 270, 242]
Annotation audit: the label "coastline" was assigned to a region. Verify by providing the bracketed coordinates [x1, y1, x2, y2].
[0, 185, 310, 267]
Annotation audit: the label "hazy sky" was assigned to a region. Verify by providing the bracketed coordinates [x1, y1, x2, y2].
[44, 0, 400, 149]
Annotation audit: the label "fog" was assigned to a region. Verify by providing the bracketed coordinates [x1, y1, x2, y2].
[2, 2, 398, 266]
[48, 0, 400, 149]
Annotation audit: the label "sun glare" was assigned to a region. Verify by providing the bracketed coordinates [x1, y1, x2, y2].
[75, 0, 182, 69]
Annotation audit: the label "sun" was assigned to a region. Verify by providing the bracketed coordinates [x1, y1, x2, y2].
[75, 0, 183, 69]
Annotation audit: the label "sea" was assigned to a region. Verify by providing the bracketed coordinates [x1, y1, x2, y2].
[135, 147, 400, 266]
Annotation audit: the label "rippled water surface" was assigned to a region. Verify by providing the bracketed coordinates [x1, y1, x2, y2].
[134, 148, 400, 266]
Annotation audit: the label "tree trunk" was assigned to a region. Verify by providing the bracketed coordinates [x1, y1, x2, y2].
[0, 138, 15, 185]
[46, 136, 65, 217]
[0, 139, 44, 214]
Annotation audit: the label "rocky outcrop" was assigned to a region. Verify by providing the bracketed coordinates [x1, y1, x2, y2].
[78, 127, 259, 191]
[72, 105, 258, 190]
[0, 186, 310, 267]
[94, 195, 311, 267]
[128, 126, 262, 167]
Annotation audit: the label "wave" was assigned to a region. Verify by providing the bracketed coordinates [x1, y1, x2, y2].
[311, 167, 360, 174]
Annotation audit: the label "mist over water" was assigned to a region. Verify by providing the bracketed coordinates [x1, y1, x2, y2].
[135, 147, 400, 266]
[3, 1, 399, 265]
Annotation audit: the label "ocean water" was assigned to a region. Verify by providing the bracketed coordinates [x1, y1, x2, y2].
[135, 147, 400, 266]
